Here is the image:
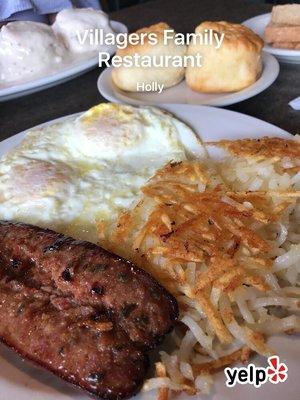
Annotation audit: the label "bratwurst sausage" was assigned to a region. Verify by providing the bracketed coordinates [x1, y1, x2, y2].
[0, 281, 148, 399]
[0, 221, 178, 399]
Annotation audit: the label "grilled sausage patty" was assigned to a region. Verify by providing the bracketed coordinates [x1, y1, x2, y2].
[0, 221, 178, 399]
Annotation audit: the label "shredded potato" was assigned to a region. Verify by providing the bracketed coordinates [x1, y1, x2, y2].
[207, 136, 300, 160]
[97, 137, 300, 399]
[156, 363, 169, 400]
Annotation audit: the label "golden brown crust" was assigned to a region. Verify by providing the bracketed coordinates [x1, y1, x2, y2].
[155, 363, 169, 400]
[99, 145, 299, 395]
[207, 136, 300, 160]
[136, 22, 170, 36]
[102, 161, 289, 347]
[116, 22, 172, 57]
[196, 21, 263, 52]
[112, 22, 186, 92]
[186, 21, 263, 93]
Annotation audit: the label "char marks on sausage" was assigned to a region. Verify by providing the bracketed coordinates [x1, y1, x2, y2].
[0, 221, 178, 399]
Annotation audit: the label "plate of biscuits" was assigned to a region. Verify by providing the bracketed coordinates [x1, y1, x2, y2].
[243, 4, 300, 64]
[98, 21, 279, 107]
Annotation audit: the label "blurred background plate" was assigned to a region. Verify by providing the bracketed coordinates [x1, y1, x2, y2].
[243, 13, 300, 64]
[0, 21, 128, 102]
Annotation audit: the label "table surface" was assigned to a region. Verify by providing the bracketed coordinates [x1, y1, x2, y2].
[0, 0, 299, 141]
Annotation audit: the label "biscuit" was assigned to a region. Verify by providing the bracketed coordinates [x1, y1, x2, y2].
[111, 23, 186, 92]
[186, 21, 264, 93]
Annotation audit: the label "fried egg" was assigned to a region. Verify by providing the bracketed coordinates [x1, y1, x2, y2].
[0, 104, 205, 242]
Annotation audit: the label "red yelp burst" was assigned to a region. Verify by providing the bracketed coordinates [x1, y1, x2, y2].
[267, 356, 288, 384]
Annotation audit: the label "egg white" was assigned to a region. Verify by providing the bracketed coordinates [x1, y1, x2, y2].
[0, 104, 204, 242]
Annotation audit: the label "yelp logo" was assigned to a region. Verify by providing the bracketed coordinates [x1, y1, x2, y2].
[225, 356, 288, 388]
[267, 356, 288, 384]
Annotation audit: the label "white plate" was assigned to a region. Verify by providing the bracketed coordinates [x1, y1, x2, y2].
[0, 21, 128, 102]
[0, 104, 298, 400]
[97, 52, 279, 107]
[243, 13, 300, 64]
